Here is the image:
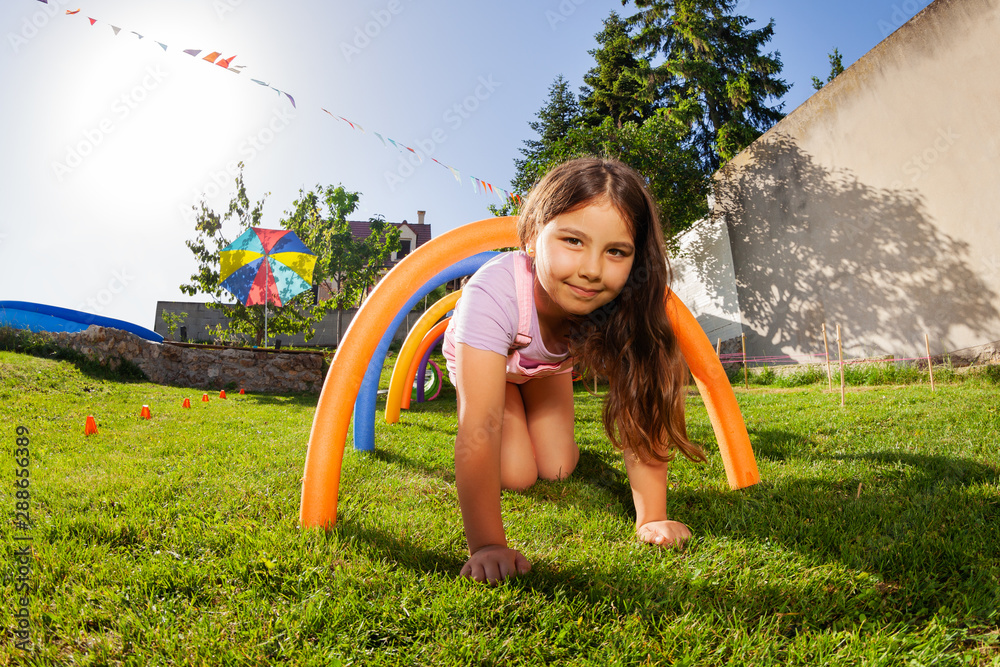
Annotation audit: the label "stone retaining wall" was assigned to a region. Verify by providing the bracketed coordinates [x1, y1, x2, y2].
[46, 326, 324, 393]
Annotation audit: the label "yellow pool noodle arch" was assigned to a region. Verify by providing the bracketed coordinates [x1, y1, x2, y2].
[401, 317, 452, 411]
[385, 290, 462, 424]
[299, 216, 759, 529]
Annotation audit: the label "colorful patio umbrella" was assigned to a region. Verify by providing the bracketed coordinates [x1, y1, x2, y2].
[219, 227, 317, 346]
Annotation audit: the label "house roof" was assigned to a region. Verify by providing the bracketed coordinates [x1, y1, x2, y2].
[348, 220, 432, 248]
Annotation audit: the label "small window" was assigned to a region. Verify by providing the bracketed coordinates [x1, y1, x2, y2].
[399, 239, 412, 257]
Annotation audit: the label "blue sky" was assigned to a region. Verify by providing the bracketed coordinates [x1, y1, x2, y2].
[0, 0, 934, 329]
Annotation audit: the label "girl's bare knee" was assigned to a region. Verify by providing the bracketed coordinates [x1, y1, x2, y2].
[501, 466, 538, 491]
[537, 445, 579, 482]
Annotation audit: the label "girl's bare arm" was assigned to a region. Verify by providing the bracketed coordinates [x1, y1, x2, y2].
[622, 450, 692, 548]
[454, 343, 530, 582]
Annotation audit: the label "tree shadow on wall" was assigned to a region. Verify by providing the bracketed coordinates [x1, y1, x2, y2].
[703, 134, 1000, 359]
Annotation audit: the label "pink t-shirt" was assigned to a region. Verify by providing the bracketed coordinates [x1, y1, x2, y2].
[442, 252, 572, 383]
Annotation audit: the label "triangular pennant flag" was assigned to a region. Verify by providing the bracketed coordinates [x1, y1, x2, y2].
[37, 1, 48, 4]
[284, 92, 296, 108]
[251, 78, 269, 86]
[111, 25, 121, 35]
[321, 108, 335, 118]
[88, 17, 96, 25]
[373, 132, 387, 147]
[449, 166, 461, 182]
[132, 32, 144, 39]
[157, 42, 168, 51]
[487, 182, 495, 195]
[433, 157, 456, 175]
[183, 49, 202, 57]
[228, 65, 245, 73]
[470, 176, 479, 194]
[66, 9, 80, 14]
[217, 54, 236, 68]
[203, 51, 221, 63]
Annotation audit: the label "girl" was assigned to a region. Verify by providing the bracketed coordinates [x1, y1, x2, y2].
[442, 157, 706, 584]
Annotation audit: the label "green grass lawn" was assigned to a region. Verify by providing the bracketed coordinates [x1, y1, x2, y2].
[1, 350, 998, 666]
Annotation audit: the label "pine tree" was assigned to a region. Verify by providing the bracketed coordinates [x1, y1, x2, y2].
[512, 75, 582, 194]
[811, 47, 845, 91]
[624, 0, 789, 170]
[580, 12, 653, 128]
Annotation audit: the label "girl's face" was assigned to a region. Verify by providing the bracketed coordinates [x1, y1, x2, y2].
[529, 199, 636, 320]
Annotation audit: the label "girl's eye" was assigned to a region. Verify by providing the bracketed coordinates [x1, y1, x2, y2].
[565, 237, 582, 246]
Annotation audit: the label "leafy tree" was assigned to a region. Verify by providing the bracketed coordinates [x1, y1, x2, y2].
[279, 185, 399, 342]
[510, 18, 708, 238]
[549, 110, 708, 236]
[180, 166, 398, 346]
[623, 0, 789, 170]
[351, 214, 401, 308]
[811, 47, 845, 91]
[580, 12, 654, 128]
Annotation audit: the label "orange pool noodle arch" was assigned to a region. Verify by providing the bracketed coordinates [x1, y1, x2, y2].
[400, 317, 452, 411]
[299, 216, 759, 529]
[664, 293, 760, 489]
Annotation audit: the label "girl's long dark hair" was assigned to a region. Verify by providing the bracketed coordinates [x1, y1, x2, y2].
[518, 157, 706, 464]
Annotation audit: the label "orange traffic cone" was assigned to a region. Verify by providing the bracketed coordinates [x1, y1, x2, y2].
[239, 388, 245, 395]
[182, 398, 191, 408]
[140, 405, 152, 419]
[84, 415, 98, 435]
[219, 390, 227, 399]
[202, 393, 209, 403]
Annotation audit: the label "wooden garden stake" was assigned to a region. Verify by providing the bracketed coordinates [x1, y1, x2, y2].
[822, 323, 833, 391]
[925, 333, 935, 391]
[741, 332, 749, 389]
[716, 338, 722, 357]
[837, 324, 846, 407]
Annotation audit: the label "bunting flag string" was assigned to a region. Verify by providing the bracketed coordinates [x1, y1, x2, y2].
[45, 2, 522, 205]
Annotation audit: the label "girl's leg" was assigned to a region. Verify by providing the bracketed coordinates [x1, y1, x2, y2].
[518, 372, 578, 482]
[499, 383, 538, 490]
[499, 374, 578, 490]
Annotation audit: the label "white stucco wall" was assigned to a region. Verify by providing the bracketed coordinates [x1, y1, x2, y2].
[670, 216, 743, 346]
[714, 0, 1000, 360]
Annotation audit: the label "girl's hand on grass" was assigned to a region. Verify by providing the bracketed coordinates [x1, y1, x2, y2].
[637, 520, 692, 549]
[461, 544, 531, 584]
